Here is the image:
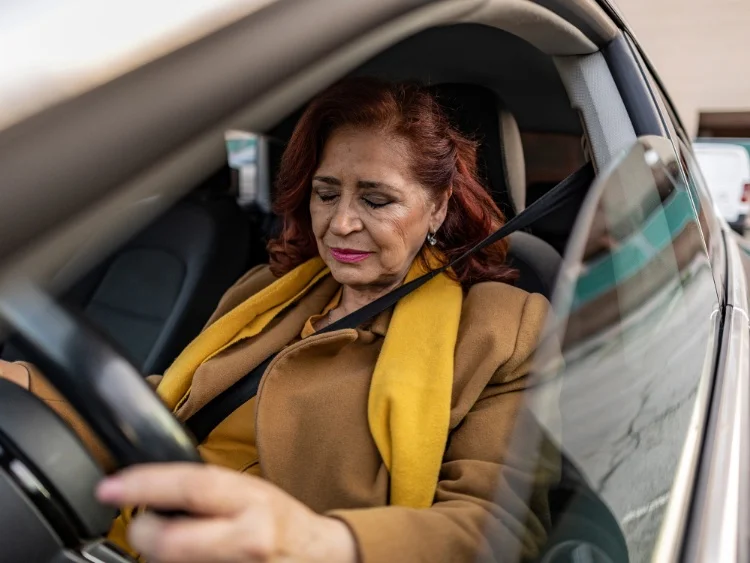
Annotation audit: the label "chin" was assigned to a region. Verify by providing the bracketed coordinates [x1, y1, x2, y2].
[328, 263, 377, 288]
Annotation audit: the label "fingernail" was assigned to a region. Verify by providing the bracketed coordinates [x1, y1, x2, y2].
[97, 477, 124, 501]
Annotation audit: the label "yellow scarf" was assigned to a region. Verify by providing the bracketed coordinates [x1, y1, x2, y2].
[165, 255, 462, 506]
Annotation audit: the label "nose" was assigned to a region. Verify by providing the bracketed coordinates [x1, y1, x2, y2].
[329, 196, 363, 236]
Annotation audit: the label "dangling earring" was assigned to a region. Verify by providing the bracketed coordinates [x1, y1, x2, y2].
[427, 231, 438, 246]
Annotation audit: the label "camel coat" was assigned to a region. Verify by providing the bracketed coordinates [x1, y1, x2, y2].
[28, 265, 559, 563]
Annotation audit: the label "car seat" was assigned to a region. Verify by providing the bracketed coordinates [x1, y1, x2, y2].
[429, 83, 563, 298]
[2, 169, 254, 375]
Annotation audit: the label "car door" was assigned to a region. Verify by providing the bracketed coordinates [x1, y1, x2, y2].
[504, 137, 722, 563]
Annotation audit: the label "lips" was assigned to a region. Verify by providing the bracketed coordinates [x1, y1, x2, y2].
[330, 248, 372, 263]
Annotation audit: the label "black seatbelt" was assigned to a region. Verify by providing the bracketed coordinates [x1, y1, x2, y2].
[185, 163, 594, 443]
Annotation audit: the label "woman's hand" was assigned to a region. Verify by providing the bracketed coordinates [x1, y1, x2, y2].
[0, 360, 30, 390]
[97, 464, 358, 563]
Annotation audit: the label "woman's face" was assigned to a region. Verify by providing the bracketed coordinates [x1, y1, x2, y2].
[310, 126, 449, 291]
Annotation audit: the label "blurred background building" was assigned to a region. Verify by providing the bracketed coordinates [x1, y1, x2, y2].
[617, 0, 750, 138]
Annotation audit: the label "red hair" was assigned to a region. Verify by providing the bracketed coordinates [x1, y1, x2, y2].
[267, 77, 516, 286]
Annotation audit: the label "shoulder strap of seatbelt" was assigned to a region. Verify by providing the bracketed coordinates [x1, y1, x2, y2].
[185, 163, 594, 443]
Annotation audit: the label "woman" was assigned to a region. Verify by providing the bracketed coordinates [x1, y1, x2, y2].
[0, 78, 556, 563]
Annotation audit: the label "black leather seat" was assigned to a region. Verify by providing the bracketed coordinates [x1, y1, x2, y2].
[75, 197, 251, 374]
[3, 186, 253, 376]
[430, 83, 563, 298]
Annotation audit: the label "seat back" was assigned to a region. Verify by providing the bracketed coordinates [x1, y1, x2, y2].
[72, 197, 251, 374]
[3, 185, 253, 375]
[430, 83, 563, 298]
[506, 232, 562, 298]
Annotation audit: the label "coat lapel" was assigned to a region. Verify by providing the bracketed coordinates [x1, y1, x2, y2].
[254, 327, 374, 510]
[175, 275, 340, 420]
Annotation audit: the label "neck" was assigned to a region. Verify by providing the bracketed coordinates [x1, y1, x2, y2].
[334, 279, 404, 321]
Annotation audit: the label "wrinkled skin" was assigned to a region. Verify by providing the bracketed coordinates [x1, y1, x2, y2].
[311, 126, 450, 324]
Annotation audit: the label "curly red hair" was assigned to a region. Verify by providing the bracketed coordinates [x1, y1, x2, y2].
[267, 77, 516, 286]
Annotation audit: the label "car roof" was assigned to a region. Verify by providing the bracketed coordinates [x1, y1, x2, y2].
[0, 0, 279, 132]
[0, 0, 619, 133]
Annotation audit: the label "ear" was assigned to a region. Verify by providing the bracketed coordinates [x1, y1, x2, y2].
[429, 187, 452, 233]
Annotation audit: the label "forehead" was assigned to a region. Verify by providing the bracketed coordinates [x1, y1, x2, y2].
[316, 126, 415, 185]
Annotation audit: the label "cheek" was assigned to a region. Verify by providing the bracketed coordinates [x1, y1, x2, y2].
[368, 206, 428, 257]
[309, 201, 330, 238]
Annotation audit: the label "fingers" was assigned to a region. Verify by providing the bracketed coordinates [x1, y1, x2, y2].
[0, 361, 30, 389]
[100, 464, 355, 563]
[128, 511, 270, 563]
[97, 464, 269, 517]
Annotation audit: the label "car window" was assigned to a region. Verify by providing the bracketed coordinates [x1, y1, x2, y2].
[522, 132, 587, 203]
[626, 37, 689, 149]
[675, 141, 726, 297]
[519, 138, 720, 562]
[629, 44, 725, 294]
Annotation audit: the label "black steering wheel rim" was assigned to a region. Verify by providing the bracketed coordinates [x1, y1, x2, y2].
[0, 282, 201, 467]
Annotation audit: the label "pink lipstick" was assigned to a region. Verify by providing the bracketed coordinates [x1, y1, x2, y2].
[330, 248, 372, 263]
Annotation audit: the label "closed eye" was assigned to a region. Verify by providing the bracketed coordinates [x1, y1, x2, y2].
[363, 198, 389, 209]
[362, 197, 391, 209]
[313, 187, 339, 203]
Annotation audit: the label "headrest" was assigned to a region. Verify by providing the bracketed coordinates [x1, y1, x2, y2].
[499, 107, 526, 212]
[429, 83, 526, 215]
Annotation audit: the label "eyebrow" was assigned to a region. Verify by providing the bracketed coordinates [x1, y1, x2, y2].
[313, 176, 341, 186]
[312, 176, 398, 191]
[357, 180, 397, 191]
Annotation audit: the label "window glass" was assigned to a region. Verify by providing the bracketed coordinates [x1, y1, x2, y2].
[521, 132, 587, 205]
[626, 37, 688, 148]
[670, 139, 725, 297]
[629, 38, 724, 295]
[520, 138, 720, 562]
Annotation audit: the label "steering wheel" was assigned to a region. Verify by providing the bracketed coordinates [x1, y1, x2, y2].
[0, 281, 201, 467]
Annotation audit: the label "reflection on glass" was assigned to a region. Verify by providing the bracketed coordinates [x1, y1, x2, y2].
[677, 139, 725, 293]
[526, 139, 719, 562]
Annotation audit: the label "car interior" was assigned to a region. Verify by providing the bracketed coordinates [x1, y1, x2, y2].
[2, 24, 594, 375]
[0, 1, 646, 561]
